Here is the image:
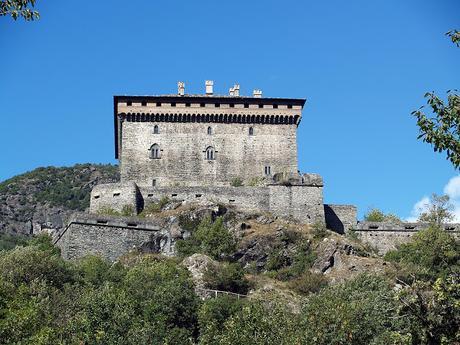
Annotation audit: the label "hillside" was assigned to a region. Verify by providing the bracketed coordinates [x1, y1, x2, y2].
[0, 164, 119, 235]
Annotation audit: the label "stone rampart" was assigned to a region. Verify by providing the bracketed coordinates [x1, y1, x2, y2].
[90, 182, 142, 214]
[54, 213, 172, 261]
[354, 222, 460, 254]
[324, 204, 357, 234]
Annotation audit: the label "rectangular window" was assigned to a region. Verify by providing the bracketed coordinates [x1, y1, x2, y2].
[200, 103, 205, 107]
[171, 193, 178, 197]
[185, 103, 191, 107]
[195, 194, 202, 198]
[244, 103, 249, 108]
[152, 179, 157, 187]
[113, 192, 120, 197]
[156, 102, 161, 107]
[171, 102, 176, 107]
[141, 101, 147, 106]
[215, 103, 220, 107]
[229, 104, 234, 108]
[127, 101, 132, 106]
[264, 166, 271, 175]
[258, 104, 263, 108]
[273, 104, 278, 109]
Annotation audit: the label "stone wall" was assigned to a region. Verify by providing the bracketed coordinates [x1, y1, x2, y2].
[55, 213, 172, 261]
[354, 222, 460, 254]
[90, 182, 142, 214]
[268, 184, 324, 224]
[141, 186, 270, 213]
[119, 120, 298, 187]
[324, 204, 357, 234]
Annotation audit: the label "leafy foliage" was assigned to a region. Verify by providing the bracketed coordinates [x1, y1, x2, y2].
[447, 29, 460, 46]
[0, 233, 29, 251]
[417, 193, 454, 226]
[176, 216, 236, 259]
[384, 226, 460, 281]
[0, 241, 199, 344]
[364, 208, 401, 222]
[299, 274, 411, 344]
[0, 163, 119, 212]
[397, 275, 460, 344]
[0, 0, 39, 20]
[203, 262, 251, 294]
[230, 177, 243, 187]
[412, 90, 460, 168]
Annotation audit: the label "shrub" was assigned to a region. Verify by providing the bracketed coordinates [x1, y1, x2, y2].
[384, 226, 460, 281]
[96, 206, 120, 216]
[364, 208, 401, 223]
[287, 271, 327, 295]
[142, 196, 170, 214]
[194, 216, 236, 259]
[230, 177, 243, 187]
[121, 204, 135, 217]
[299, 274, 410, 344]
[312, 222, 328, 240]
[0, 233, 29, 251]
[203, 262, 251, 295]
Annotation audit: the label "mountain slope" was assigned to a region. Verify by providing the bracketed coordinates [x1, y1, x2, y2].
[0, 164, 119, 235]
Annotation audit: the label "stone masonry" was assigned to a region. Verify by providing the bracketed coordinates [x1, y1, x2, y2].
[55, 81, 359, 260]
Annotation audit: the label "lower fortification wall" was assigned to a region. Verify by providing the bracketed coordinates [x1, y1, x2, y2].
[354, 222, 460, 254]
[324, 204, 357, 234]
[54, 213, 172, 261]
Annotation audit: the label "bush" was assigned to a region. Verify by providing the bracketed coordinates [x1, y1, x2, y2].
[121, 204, 135, 217]
[230, 177, 243, 187]
[203, 301, 301, 345]
[299, 274, 410, 344]
[0, 233, 29, 251]
[203, 262, 251, 295]
[312, 222, 328, 240]
[178, 216, 236, 259]
[364, 208, 401, 223]
[142, 196, 170, 214]
[287, 271, 327, 295]
[384, 226, 460, 281]
[198, 295, 245, 344]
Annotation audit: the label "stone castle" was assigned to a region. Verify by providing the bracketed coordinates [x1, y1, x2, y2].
[54, 81, 459, 260]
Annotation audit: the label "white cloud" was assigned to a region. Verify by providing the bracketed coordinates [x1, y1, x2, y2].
[406, 175, 460, 223]
[406, 196, 430, 222]
[444, 175, 460, 199]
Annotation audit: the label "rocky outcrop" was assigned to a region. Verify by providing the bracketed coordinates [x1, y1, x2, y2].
[181, 253, 218, 299]
[0, 164, 119, 236]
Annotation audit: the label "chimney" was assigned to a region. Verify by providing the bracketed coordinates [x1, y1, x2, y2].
[229, 87, 234, 96]
[177, 81, 185, 96]
[205, 80, 214, 95]
[233, 84, 240, 97]
[253, 89, 262, 98]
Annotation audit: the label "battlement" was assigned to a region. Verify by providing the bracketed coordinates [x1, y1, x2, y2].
[354, 221, 460, 254]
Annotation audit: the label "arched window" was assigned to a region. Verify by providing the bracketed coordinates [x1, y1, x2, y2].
[249, 127, 254, 135]
[153, 125, 159, 134]
[206, 146, 215, 160]
[150, 144, 161, 159]
[207, 126, 212, 135]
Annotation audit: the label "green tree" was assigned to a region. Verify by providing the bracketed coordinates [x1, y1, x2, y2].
[397, 275, 460, 344]
[0, 0, 39, 20]
[203, 301, 300, 345]
[364, 208, 402, 223]
[412, 31, 459, 168]
[384, 226, 460, 281]
[299, 274, 411, 345]
[203, 262, 250, 294]
[418, 193, 454, 226]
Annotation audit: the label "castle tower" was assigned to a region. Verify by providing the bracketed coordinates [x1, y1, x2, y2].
[114, 81, 305, 187]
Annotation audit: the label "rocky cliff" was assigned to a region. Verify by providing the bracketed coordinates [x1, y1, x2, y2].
[0, 164, 119, 235]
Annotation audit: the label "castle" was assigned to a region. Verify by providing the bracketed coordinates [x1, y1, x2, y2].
[54, 81, 459, 260]
[89, 81, 356, 227]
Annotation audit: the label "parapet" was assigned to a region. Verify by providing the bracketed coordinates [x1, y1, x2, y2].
[324, 204, 357, 234]
[90, 182, 142, 214]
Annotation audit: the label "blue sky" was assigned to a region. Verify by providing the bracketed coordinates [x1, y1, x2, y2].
[1, 0, 459, 220]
